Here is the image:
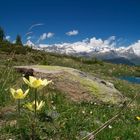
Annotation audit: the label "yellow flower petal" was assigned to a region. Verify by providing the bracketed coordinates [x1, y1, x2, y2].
[42, 79, 52, 86]
[23, 89, 29, 98]
[10, 88, 15, 98]
[23, 76, 52, 89]
[37, 101, 45, 110]
[16, 89, 23, 94]
[10, 88, 29, 99]
[32, 80, 42, 88]
[25, 103, 34, 111]
[23, 77, 32, 87]
[25, 100, 45, 111]
[136, 116, 140, 120]
[29, 76, 37, 84]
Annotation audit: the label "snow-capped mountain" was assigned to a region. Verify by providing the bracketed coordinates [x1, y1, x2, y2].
[25, 37, 140, 65]
[38, 43, 140, 60]
[25, 40, 35, 47]
[37, 43, 115, 56]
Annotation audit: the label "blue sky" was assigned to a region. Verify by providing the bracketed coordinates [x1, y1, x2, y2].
[0, 0, 140, 45]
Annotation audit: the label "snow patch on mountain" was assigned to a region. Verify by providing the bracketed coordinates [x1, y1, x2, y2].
[36, 36, 116, 54]
[128, 40, 140, 56]
[25, 37, 140, 61]
[25, 40, 35, 47]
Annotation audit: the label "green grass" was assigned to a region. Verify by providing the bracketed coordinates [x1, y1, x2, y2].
[0, 45, 140, 139]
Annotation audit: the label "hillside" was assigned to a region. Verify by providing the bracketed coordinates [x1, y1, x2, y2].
[104, 57, 135, 65]
[0, 44, 140, 140]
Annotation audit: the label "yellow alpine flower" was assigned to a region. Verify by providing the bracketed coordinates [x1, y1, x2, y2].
[25, 100, 45, 111]
[136, 116, 140, 121]
[23, 76, 52, 89]
[10, 88, 29, 99]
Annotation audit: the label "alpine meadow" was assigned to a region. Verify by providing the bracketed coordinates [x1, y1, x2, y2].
[0, 0, 140, 140]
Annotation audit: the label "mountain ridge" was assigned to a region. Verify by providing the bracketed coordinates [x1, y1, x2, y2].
[25, 39, 140, 65]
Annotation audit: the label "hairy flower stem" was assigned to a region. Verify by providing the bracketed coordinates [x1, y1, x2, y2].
[33, 89, 37, 140]
[31, 122, 36, 140]
[34, 89, 37, 120]
[18, 99, 20, 116]
[17, 99, 21, 134]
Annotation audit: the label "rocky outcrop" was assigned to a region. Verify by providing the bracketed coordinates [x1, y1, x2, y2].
[14, 65, 126, 105]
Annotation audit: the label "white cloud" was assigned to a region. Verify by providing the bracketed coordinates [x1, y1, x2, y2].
[46, 32, 54, 38]
[5, 35, 10, 41]
[37, 32, 54, 43]
[104, 36, 116, 47]
[27, 36, 32, 40]
[73, 36, 116, 52]
[39, 36, 117, 53]
[29, 23, 44, 31]
[89, 37, 103, 47]
[40, 33, 47, 40]
[25, 31, 33, 36]
[66, 30, 79, 36]
[79, 36, 116, 50]
[32, 35, 140, 56]
[128, 40, 140, 56]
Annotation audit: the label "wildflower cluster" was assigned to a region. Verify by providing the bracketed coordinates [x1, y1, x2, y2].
[10, 76, 52, 138]
[10, 76, 52, 112]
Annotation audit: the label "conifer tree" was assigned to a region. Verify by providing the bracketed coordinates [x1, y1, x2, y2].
[16, 35, 22, 46]
[0, 26, 5, 41]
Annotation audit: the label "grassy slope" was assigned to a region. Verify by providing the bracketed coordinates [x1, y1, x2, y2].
[0, 46, 140, 140]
